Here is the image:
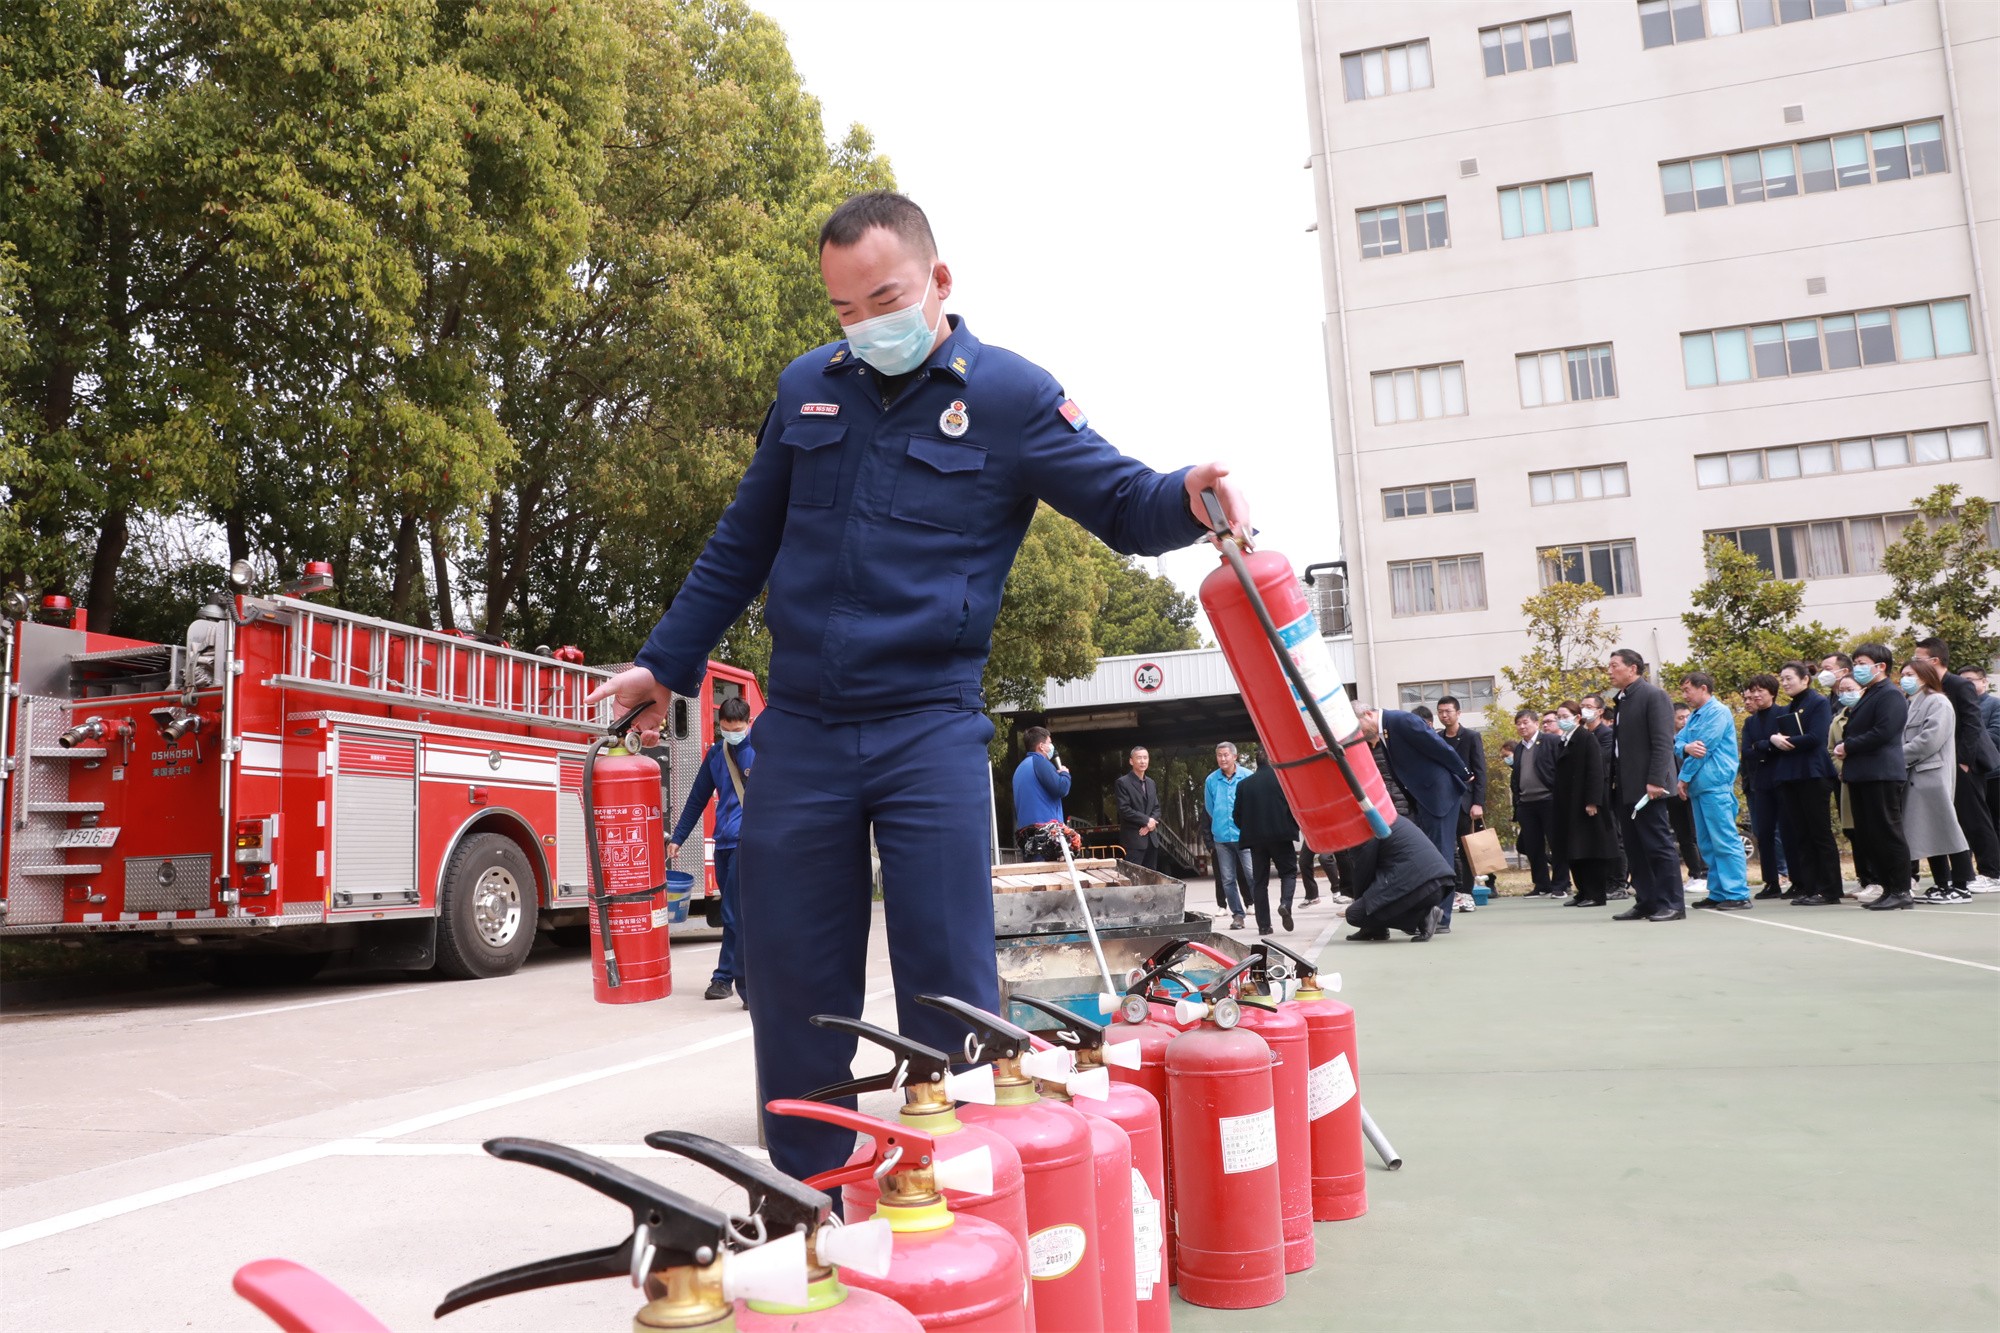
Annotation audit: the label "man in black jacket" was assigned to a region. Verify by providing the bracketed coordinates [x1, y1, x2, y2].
[1510, 709, 1559, 896]
[1342, 816, 1453, 941]
[1232, 760, 1301, 935]
[1436, 695, 1486, 899]
[1114, 746, 1164, 871]
[1839, 642, 1914, 911]
[1582, 692, 1629, 898]
[1913, 638, 2000, 887]
[1605, 648, 1685, 922]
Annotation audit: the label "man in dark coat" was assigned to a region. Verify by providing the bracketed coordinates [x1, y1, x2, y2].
[1361, 707, 1473, 928]
[1114, 745, 1163, 871]
[1839, 642, 1914, 911]
[1766, 660, 1843, 906]
[1913, 638, 2000, 887]
[1553, 702, 1620, 905]
[1342, 816, 1454, 941]
[1739, 674, 1790, 897]
[1435, 695, 1487, 897]
[1232, 760, 1301, 935]
[1605, 648, 1685, 922]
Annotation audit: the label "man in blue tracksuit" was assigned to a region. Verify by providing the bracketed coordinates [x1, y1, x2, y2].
[586, 191, 1250, 1182]
[1204, 743, 1252, 929]
[1011, 725, 1070, 836]
[1674, 671, 1750, 909]
[668, 695, 755, 1003]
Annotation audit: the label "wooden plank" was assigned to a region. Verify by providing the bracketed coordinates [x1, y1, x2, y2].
[992, 858, 1119, 877]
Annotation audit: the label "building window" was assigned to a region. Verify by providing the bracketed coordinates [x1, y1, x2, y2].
[1530, 464, 1629, 504]
[1481, 14, 1576, 75]
[1359, 199, 1449, 258]
[1342, 40, 1433, 101]
[1540, 540, 1641, 596]
[1383, 480, 1477, 519]
[1399, 677, 1498, 714]
[1499, 176, 1597, 238]
[1641, 0, 1908, 49]
[1371, 362, 1468, 424]
[1388, 555, 1488, 616]
[1661, 120, 1946, 214]
[1694, 424, 1989, 487]
[1682, 297, 1974, 386]
[1709, 511, 1923, 580]
[1518, 344, 1616, 406]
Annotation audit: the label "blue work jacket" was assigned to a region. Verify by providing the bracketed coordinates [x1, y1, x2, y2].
[671, 737, 756, 850]
[1204, 767, 1248, 843]
[1674, 697, 1741, 793]
[1012, 751, 1070, 829]
[634, 317, 1205, 720]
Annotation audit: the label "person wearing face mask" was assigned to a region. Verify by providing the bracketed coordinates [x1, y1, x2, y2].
[1900, 657, 1972, 903]
[1579, 693, 1630, 900]
[1738, 674, 1791, 898]
[1509, 709, 1560, 898]
[1551, 702, 1619, 906]
[1673, 672, 1750, 911]
[1819, 653, 1852, 695]
[1834, 644, 1914, 911]
[1434, 695, 1487, 904]
[1911, 638, 2000, 890]
[1767, 660, 1843, 906]
[1604, 649, 1685, 922]
[667, 696, 757, 1003]
[585, 191, 1253, 1182]
[1826, 673, 1878, 899]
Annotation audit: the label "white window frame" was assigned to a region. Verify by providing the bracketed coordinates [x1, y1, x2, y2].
[1529, 463, 1630, 505]
[1539, 540, 1642, 597]
[1341, 40, 1434, 101]
[1387, 555, 1489, 617]
[1641, 0, 1909, 51]
[1382, 479, 1479, 519]
[1358, 198, 1450, 259]
[1517, 344, 1617, 406]
[1371, 362, 1469, 424]
[1660, 119, 1946, 215]
[1693, 425, 1988, 487]
[1682, 297, 1975, 387]
[1398, 677, 1499, 714]
[1499, 175, 1597, 239]
[1480, 13, 1577, 75]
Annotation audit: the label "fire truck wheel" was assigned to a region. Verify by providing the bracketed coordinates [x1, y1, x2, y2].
[436, 833, 539, 979]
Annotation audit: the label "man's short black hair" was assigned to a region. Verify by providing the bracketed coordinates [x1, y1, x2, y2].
[1681, 670, 1718, 693]
[1823, 652, 1852, 669]
[1515, 708, 1537, 724]
[718, 696, 752, 723]
[1582, 693, 1607, 710]
[1853, 642, 1893, 667]
[1411, 704, 1434, 722]
[1964, 666, 1988, 681]
[1023, 726, 1051, 749]
[1436, 695, 1460, 710]
[819, 190, 937, 259]
[1744, 673, 1780, 696]
[1611, 647, 1647, 674]
[1914, 636, 1951, 666]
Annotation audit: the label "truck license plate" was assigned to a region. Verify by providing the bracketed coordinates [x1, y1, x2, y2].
[56, 827, 119, 849]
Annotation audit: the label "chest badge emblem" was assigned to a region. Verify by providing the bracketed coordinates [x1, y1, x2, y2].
[939, 400, 970, 438]
[800, 402, 839, 416]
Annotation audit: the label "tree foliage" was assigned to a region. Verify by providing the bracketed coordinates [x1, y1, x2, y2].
[1087, 544, 1201, 657]
[1669, 535, 1844, 690]
[1498, 556, 1619, 712]
[1876, 483, 2000, 668]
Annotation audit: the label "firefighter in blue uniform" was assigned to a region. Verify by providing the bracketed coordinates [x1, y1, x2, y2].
[589, 191, 1250, 1183]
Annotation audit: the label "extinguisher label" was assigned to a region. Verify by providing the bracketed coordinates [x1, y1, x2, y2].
[1027, 1224, 1088, 1280]
[1218, 1106, 1278, 1174]
[1276, 613, 1359, 742]
[1131, 1169, 1164, 1298]
[650, 905, 671, 930]
[1307, 1052, 1357, 1120]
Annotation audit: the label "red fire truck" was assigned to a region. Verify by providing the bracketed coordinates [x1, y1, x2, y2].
[0, 567, 762, 984]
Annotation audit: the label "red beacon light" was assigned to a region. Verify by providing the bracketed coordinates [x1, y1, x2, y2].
[282, 561, 335, 599]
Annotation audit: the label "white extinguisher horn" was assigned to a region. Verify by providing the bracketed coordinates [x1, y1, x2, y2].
[933, 1145, 995, 1198]
[720, 1230, 808, 1309]
[1019, 1047, 1074, 1082]
[1102, 1039, 1142, 1071]
[1326, 971, 1343, 993]
[816, 1218, 895, 1279]
[1095, 990, 1121, 1015]
[942, 1063, 996, 1106]
[1066, 1066, 1112, 1102]
[1174, 997, 1210, 1026]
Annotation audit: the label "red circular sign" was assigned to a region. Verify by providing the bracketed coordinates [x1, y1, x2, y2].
[1133, 662, 1165, 693]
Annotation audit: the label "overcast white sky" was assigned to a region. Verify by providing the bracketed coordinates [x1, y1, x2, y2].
[753, 0, 1340, 631]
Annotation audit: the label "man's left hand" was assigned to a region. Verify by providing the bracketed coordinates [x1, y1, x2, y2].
[1185, 462, 1252, 546]
[1470, 804, 1484, 820]
[1686, 740, 1708, 758]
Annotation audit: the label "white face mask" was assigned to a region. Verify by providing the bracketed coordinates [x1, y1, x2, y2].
[1580, 708, 1599, 722]
[1816, 669, 1837, 688]
[840, 266, 940, 375]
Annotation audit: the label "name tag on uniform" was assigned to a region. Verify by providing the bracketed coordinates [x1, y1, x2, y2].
[800, 402, 839, 416]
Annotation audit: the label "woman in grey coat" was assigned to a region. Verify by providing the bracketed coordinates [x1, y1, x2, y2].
[1902, 656, 1970, 902]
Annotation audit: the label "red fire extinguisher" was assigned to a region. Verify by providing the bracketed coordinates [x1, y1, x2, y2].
[1104, 941, 1209, 1287]
[644, 1130, 924, 1331]
[1252, 940, 1368, 1221]
[1014, 995, 1170, 1333]
[1165, 958, 1286, 1310]
[919, 994, 1104, 1333]
[776, 1100, 1030, 1331]
[801, 1015, 1037, 1329]
[1195, 489, 1392, 852]
[1232, 986, 1315, 1275]
[582, 704, 671, 1004]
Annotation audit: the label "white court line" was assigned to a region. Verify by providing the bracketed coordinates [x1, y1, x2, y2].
[195, 987, 427, 1023]
[334, 1142, 769, 1160]
[0, 985, 894, 1250]
[1719, 913, 2000, 973]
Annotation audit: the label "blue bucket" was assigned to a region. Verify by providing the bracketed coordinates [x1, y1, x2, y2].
[664, 870, 694, 924]
[1471, 885, 1492, 907]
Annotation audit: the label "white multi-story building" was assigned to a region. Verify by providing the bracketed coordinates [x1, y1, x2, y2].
[1297, 0, 1999, 715]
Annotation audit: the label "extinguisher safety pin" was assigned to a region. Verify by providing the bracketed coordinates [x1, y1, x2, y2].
[871, 1144, 904, 1187]
[726, 1213, 767, 1249]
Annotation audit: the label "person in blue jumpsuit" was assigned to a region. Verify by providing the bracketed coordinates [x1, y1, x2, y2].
[1010, 726, 1070, 836]
[667, 695, 754, 1003]
[586, 191, 1250, 1183]
[1674, 671, 1750, 909]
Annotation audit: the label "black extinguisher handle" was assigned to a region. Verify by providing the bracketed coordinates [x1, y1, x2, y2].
[798, 1014, 958, 1102]
[605, 700, 654, 743]
[1198, 956, 1260, 1003]
[1250, 937, 1318, 984]
[644, 1130, 830, 1240]
[1010, 993, 1107, 1052]
[916, 993, 1033, 1064]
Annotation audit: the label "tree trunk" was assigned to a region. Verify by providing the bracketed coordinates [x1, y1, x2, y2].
[429, 514, 456, 632]
[388, 509, 421, 622]
[224, 501, 249, 566]
[88, 506, 130, 631]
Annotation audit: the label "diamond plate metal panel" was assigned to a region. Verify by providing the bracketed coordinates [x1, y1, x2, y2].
[7, 696, 79, 925]
[124, 855, 215, 913]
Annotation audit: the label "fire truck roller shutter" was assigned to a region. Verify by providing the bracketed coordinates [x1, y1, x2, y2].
[434, 829, 540, 979]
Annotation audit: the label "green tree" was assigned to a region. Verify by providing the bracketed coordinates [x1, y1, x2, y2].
[1669, 535, 1844, 690]
[1498, 554, 1620, 712]
[1087, 544, 1201, 657]
[1876, 483, 2000, 668]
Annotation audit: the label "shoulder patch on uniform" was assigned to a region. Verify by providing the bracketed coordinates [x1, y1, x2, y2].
[800, 402, 839, 416]
[826, 348, 848, 367]
[1058, 398, 1087, 431]
[951, 354, 968, 375]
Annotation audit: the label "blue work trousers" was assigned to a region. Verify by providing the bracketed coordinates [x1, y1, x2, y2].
[1688, 784, 1750, 902]
[735, 706, 1001, 1184]
[710, 844, 741, 989]
[1211, 840, 1250, 917]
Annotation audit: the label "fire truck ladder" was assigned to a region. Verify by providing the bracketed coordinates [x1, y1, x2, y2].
[258, 600, 614, 731]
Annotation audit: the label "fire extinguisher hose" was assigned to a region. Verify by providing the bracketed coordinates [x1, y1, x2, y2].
[1198, 489, 1390, 840]
[581, 702, 657, 989]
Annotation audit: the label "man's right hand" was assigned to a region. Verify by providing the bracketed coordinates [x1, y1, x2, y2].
[1646, 783, 1669, 801]
[585, 665, 672, 745]
[665, 842, 681, 860]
